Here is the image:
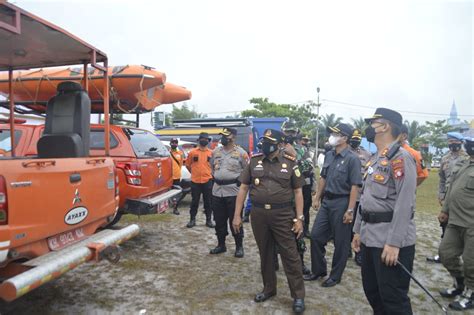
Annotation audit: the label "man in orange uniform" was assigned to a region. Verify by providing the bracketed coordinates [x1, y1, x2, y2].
[400, 125, 428, 186]
[169, 138, 185, 215]
[185, 132, 215, 228]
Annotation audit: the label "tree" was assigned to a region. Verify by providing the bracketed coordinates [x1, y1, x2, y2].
[403, 120, 428, 146]
[321, 113, 343, 130]
[170, 103, 205, 120]
[351, 117, 367, 135]
[424, 120, 454, 157]
[242, 97, 317, 130]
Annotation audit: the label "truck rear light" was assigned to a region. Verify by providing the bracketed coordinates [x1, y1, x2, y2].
[248, 133, 254, 153]
[116, 162, 142, 186]
[0, 176, 8, 225]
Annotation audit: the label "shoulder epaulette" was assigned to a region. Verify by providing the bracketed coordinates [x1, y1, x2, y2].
[251, 153, 263, 158]
[283, 153, 296, 162]
[386, 143, 401, 160]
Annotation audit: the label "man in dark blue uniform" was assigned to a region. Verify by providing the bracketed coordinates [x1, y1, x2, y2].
[304, 123, 362, 287]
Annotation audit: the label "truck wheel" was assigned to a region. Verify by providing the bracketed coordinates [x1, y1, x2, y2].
[106, 211, 123, 227]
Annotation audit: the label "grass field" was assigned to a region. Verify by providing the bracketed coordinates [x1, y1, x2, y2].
[415, 168, 441, 215]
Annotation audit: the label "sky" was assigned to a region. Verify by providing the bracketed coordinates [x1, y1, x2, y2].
[10, 0, 474, 127]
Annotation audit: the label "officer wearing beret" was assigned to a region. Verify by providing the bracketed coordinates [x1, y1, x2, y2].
[232, 129, 306, 314]
[437, 136, 474, 311]
[209, 128, 249, 257]
[352, 108, 417, 314]
[427, 132, 469, 263]
[305, 123, 362, 287]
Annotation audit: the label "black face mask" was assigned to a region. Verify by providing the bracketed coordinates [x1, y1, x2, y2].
[199, 140, 209, 147]
[365, 126, 376, 143]
[449, 143, 462, 152]
[170, 144, 178, 150]
[221, 136, 230, 146]
[464, 142, 474, 156]
[350, 140, 361, 149]
[262, 141, 278, 156]
[284, 135, 295, 145]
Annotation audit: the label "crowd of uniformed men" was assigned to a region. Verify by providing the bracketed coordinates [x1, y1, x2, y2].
[167, 107, 474, 314]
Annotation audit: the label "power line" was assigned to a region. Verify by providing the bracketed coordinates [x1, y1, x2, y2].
[321, 99, 474, 118]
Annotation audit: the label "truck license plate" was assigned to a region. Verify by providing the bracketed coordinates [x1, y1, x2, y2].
[157, 200, 169, 214]
[47, 228, 86, 250]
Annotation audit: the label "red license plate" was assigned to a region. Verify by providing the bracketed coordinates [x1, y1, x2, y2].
[47, 228, 86, 251]
[157, 200, 169, 214]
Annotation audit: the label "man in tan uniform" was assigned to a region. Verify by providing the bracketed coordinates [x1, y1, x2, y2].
[233, 129, 306, 314]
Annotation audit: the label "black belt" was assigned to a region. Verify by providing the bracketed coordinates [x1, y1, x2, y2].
[324, 192, 349, 200]
[214, 178, 239, 185]
[361, 210, 393, 223]
[253, 201, 293, 210]
[360, 209, 414, 223]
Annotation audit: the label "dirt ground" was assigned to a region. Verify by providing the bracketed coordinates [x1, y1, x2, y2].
[0, 198, 465, 314]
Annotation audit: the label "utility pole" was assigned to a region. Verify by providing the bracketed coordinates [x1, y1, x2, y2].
[313, 87, 321, 167]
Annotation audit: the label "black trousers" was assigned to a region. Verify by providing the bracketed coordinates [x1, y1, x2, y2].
[302, 184, 312, 233]
[189, 181, 212, 220]
[212, 195, 243, 243]
[361, 244, 415, 315]
[310, 197, 351, 281]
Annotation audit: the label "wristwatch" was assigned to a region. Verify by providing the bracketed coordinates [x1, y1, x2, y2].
[293, 215, 305, 223]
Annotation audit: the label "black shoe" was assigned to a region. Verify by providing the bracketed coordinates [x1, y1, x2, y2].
[322, 278, 340, 287]
[210, 245, 227, 255]
[354, 252, 362, 267]
[186, 219, 196, 228]
[235, 246, 244, 258]
[173, 208, 180, 215]
[254, 291, 276, 303]
[426, 255, 441, 263]
[449, 288, 474, 311]
[243, 214, 250, 223]
[205, 219, 215, 228]
[303, 272, 327, 281]
[293, 298, 305, 314]
[441, 277, 465, 298]
[302, 265, 311, 275]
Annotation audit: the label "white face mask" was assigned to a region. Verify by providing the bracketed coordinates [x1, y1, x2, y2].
[328, 135, 342, 147]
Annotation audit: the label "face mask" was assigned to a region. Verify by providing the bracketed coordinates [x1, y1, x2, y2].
[350, 140, 360, 149]
[448, 143, 462, 152]
[464, 142, 474, 156]
[262, 141, 278, 156]
[365, 126, 376, 143]
[324, 143, 333, 152]
[328, 135, 342, 147]
[285, 135, 295, 145]
[221, 136, 230, 146]
[199, 140, 209, 147]
[170, 144, 178, 150]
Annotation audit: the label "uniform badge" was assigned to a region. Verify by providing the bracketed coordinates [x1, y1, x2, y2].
[254, 178, 260, 185]
[391, 158, 405, 180]
[367, 166, 374, 175]
[282, 163, 287, 168]
[295, 169, 301, 177]
[380, 160, 388, 166]
[281, 169, 288, 173]
[255, 164, 263, 168]
[374, 174, 385, 182]
[258, 160, 263, 164]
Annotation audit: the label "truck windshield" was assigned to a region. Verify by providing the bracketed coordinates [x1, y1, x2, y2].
[126, 128, 170, 158]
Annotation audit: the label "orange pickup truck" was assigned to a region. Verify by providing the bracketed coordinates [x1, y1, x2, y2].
[0, 123, 182, 225]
